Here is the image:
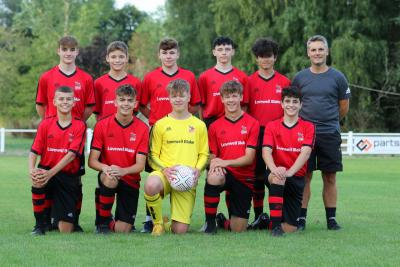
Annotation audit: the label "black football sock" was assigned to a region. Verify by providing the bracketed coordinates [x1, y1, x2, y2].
[204, 182, 221, 223]
[268, 184, 284, 229]
[253, 178, 265, 219]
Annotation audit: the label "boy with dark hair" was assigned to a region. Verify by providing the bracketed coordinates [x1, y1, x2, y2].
[89, 84, 149, 234]
[30, 86, 86, 235]
[203, 80, 259, 234]
[198, 36, 249, 128]
[144, 79, 208, 236]
[94, 41, 141, 120]
[35, 36, 94, 231]
[139, 38, 201, 126]
[262, 86, 315, 236]
[247, 37, 291, 229]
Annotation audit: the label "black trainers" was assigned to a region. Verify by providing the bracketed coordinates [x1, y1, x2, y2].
[297, 217, 306, 231]
[247, 213, 270, 230]
[140, 220, 153, 233]
[216, 213, 228, 229]
[327, 219, 341, 230]
[130, 225, 137, 233]
[271, 226, 284, 237]
[31, 225, 46, 236]
[73, 224, 84, 232]
[96, 224, 111, 234]
[204, 220, 217, 235]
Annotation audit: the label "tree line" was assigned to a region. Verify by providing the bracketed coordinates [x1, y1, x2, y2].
[1, 0, 399, 132]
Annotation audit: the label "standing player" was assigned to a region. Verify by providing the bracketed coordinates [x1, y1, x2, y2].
[35, 36, 95, 231]
[89, 85, 149, 234]
[247, 38, 291, 229]
[144, 79, 209, 236]
[139, 38, 201, 126]
[29, 86, 86, 235]
[203, 80, 259, 234]
[292, 35, 350, 230]
[139, 38, 201, 233]
[198, 36, 249, 127]
[93, 41, 141, 230]
[94, 41, 141, 120]
[262, 86, 315, 236]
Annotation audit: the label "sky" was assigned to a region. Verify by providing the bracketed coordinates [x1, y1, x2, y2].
[114, 0, 166, 13]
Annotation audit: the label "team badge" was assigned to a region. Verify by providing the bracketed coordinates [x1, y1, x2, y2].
[297, 132, 304, 142]
[68, 133, 74, 142]
[276, 85, 282, 93]
[74, 81, 81, 91]
[166, 126, 172, 132]
[188, 125, 195, 133]
[211, 80, 217, 85]
[130, 132, 136, 142]
[220, 130, 226, 135]
[232, 77, 239, 82]
[241, 126, 247, 135]
[48, 134, 54, 139]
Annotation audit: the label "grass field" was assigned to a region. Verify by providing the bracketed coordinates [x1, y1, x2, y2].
[0, 156, 399, 266]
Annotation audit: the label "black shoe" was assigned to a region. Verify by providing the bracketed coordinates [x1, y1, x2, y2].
[247, 213, 270, 230]
[130, 225, 137, 233]
[204, 221, 217, 235]
[31, 225, 46, 236]
[73, 224, 84, 232]
[297, 218, 306, 231]
[140, 220, 153, 233]
[327, 219, 341, 230]
[216, 213, 228, 229]
[96, 224, 111, 234]
[271, 226, 284, 237]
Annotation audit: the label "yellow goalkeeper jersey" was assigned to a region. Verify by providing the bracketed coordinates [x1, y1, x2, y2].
[149, 115, 209, 171]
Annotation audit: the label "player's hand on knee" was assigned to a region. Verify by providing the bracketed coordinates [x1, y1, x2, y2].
[109, 165, 125, 179]
[163, 166, 178, 182]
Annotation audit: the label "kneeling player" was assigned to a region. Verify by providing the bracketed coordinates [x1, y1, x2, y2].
[203, 80, 259, 234]
[144, 79, 209, 236]
[262, 86, 315, 236]
[89, 84, 149, 233]
[29, 86, 86, 235]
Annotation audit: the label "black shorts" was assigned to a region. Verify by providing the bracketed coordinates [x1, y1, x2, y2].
[51, 172, 80, 224]
[308, 132, 343, 172]
[255, 126, 267, 177]
[220, 171, 253, 220]
[267, 176, 305, 226]
[114, 180, 139, 225]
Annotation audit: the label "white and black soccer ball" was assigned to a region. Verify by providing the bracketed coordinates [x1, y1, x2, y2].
[170, 165, 195, 192]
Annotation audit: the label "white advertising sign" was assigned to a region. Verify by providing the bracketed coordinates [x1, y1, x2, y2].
[353, 136, 400, 154]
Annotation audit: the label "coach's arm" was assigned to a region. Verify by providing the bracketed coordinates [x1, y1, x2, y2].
[339, 99, 349, 120]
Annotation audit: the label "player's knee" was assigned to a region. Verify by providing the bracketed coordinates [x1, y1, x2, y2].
[144, 177, 162, 195]
[58, 221, 74, 233]
[171, 222, 189, 234]
[322, 172, 336, 185]
[230, 217, 247, 233]
[206, 173, 224, 185]
[101, 178, 118, 189]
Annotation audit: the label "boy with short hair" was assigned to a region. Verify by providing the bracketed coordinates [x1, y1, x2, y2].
[262, 86, 315, 236]
[29, 86, 86, 235]
[94, 41, 141, 120]
[247, 37, 291, 229]
[203, 80, 259, 234]
[139, 38, 201, 126]
[89, 84, 149, 234]
[198, 36, 249, 127]
[144, 79, 209, 236]
[35, 36, 95, 231]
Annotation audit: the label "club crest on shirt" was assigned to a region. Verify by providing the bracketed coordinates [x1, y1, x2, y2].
[241, 126, 247, 135]
[220, 130, 226, 135]
[156, 83, 162, 88]
[232, 77, 239, 82]
[68, 133, 74, 142]
[74, 81, 81, 91]
[166, 126, 172, 132]
[48, 134, 54, 139]
[211, 80, 217, 85]
[297, 132, 304, 142]
[276, 85, 282, 93]
[188, 125, 195, 133]
[129, 132, 136, 142]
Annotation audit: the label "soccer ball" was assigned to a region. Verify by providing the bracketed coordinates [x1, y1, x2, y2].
[170, 165, 195, 192]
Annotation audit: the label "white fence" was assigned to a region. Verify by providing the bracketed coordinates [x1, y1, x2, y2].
[1, 128, 400, 155]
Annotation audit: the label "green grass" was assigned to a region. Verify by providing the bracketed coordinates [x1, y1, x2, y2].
[0, 156, 399, 266]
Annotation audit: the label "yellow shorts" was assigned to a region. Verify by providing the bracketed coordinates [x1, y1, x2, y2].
[150, 170, 196, 224]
